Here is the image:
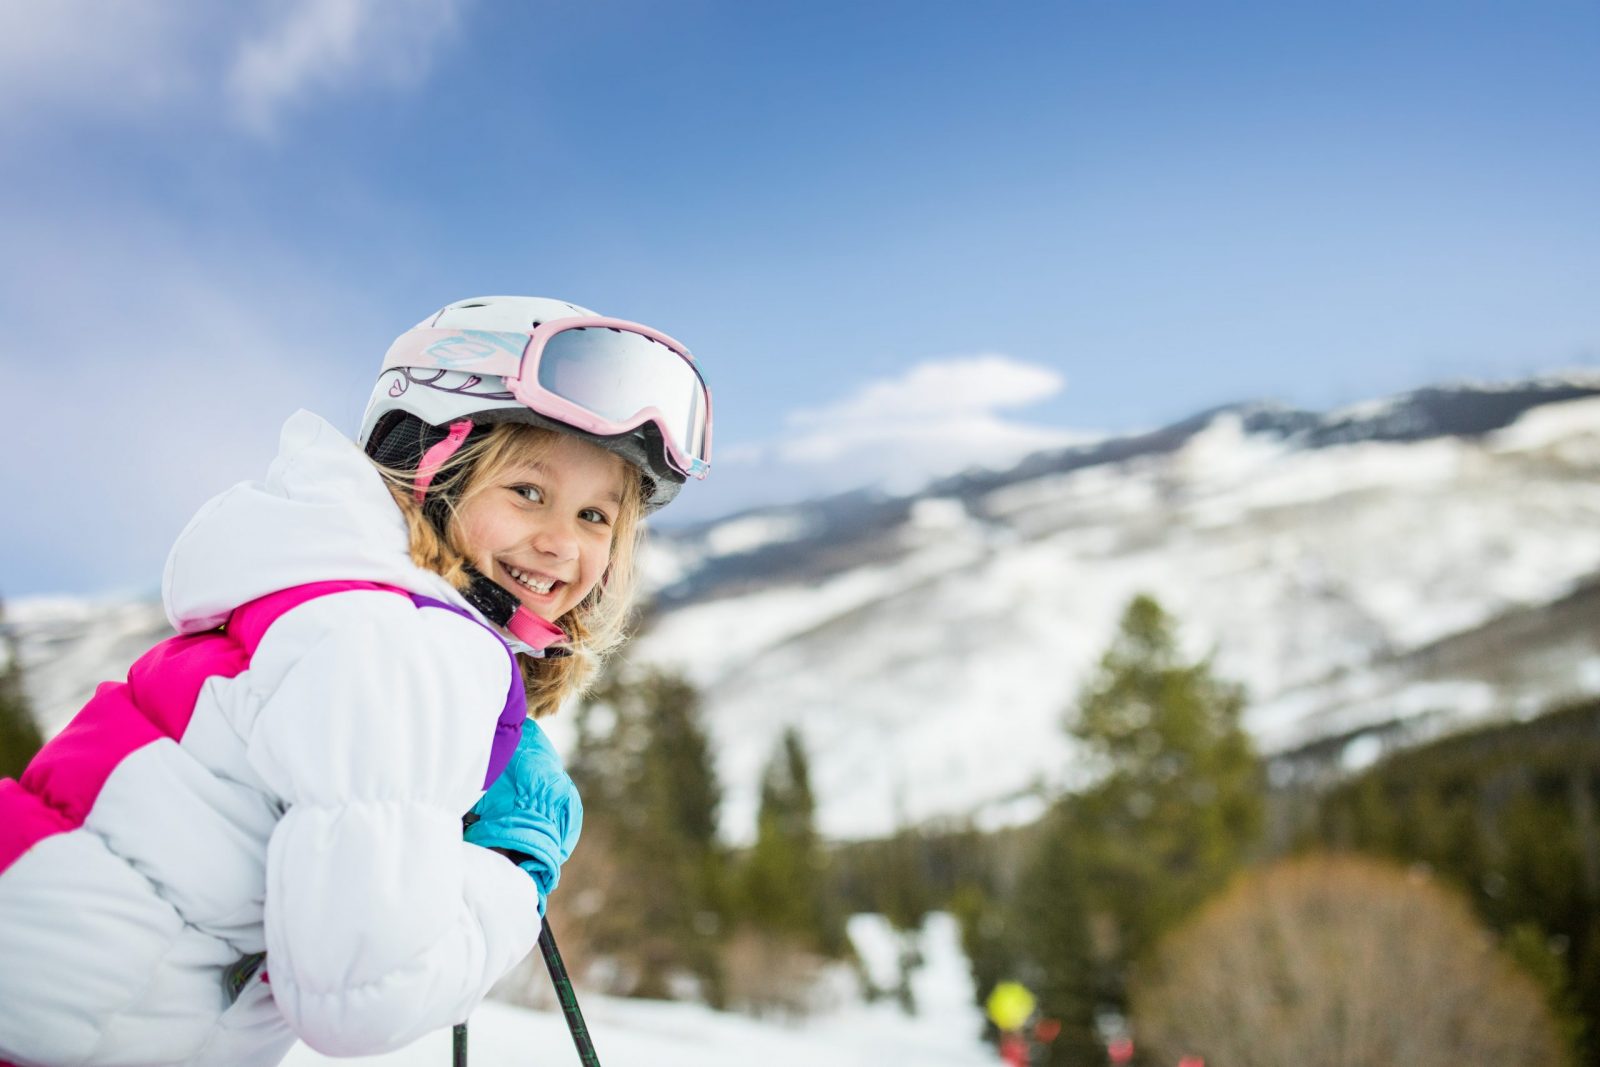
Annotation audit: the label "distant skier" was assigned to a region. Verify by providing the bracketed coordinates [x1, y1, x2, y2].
[987, 980, 1036, 1066]
[0, 297, 713, 1065]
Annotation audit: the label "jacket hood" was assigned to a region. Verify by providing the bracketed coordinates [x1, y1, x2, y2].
[162, 410, 475, 634]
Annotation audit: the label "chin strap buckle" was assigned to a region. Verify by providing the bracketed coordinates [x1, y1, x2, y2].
[461, 566, 571, 656]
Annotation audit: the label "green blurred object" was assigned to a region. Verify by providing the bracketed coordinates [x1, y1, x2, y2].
[566, 667, 732, 1002]
[0, 598, 44, 781]
[741, 727, 841, 951]
[1069, 594, 1263, 970]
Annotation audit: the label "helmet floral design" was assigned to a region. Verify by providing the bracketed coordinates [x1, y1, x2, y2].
[385, 368, 516, 402]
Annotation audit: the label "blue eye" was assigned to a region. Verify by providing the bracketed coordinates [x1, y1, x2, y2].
[514, 485, 543, 503]
[580, 508, 611, 525]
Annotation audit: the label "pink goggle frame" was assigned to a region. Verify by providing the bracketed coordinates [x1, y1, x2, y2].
[381, 315, 713, 480]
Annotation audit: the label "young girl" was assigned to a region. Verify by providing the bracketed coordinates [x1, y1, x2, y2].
[0, 296, 713, 1066]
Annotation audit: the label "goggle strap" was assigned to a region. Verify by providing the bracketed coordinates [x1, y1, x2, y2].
[413, 418, 475, 503]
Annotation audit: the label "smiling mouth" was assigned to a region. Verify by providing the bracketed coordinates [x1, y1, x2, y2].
[502, 562, 562, 597]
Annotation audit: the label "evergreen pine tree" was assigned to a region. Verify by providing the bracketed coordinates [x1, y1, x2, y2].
[741, 726, 840, 952]
[634, 670, 728, 1000]
[1012, 804, 1105, 1066]
[1069, 594, 1263, 993]
[566, 665, 728, 1002]
[873, 823, 933, 935]
[0, 598, 43, 781]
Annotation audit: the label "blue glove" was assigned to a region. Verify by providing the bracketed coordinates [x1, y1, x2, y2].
[463, 721, 583, 910]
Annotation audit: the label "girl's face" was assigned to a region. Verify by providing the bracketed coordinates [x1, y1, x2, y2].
[456, 434, 628, 623]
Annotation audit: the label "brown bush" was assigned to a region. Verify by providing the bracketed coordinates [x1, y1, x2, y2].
[489, 822, 627, 1009]
[1130, 853, 1566, 1067]
[718, 926, 835, 1021]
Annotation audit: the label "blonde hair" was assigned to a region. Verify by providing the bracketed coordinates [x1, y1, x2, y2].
[372, 422, 645, 719]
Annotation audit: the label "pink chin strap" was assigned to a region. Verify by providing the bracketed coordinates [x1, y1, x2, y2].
[406, 416, 570, 655]
[507, 608, 567, 650]
[413, 418, 475, 502]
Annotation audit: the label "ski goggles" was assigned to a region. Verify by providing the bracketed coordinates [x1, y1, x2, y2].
[382, 316, 712, 478]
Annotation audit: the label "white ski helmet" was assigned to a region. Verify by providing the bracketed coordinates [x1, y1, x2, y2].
[359, 296, 712, 514]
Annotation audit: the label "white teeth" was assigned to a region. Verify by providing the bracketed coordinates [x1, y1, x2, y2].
[506, 566, 556, 595]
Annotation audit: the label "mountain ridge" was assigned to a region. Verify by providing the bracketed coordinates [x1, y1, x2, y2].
[646, 373, 1600, 610]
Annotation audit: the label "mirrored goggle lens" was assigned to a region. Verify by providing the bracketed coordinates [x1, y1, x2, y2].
[535, 327, 710, 462]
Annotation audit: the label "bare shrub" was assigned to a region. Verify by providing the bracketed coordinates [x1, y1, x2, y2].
[719, 926, 832, 1021]
[490, 822, 627, 1009]
[1131, 853, 1566, 1067]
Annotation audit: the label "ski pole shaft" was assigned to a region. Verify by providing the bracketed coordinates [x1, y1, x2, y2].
[452, 1022, 468, 1067]
[539, 921, 601, 1067]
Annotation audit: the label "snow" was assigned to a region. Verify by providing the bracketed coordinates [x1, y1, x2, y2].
[1171, 412, 1290, 491]
[1581, 658, 1600, 693]
[1490, 395, 1600, 460]
[281, 913, 995, 1067]
[635, 538, 696, 594]
[848, 914, 906, 993]
[630, 534, 996, 692]
[1324, 395, 1404, 424]
[705, 513, 814, 557]
[5, 596, 171, 735]
[1338, 734, 1386, 774]
[909, 496, 972, 532]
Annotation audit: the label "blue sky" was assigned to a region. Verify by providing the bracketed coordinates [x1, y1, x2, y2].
[3, 1, 1599, 596]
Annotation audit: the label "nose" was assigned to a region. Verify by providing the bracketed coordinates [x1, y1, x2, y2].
[528, 512, 579, 563]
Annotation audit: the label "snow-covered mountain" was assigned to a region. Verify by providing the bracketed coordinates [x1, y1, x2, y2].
[630, 374, 1600, 839]
[12, 374, 1600, 843]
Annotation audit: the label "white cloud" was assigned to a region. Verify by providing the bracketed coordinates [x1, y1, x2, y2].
[700, 355, 1088, 517]
[228, 0, 463, 135]
[0, 0, 463, 133]
[0, 3, 205, 119]
[792, 354, 1065, 426]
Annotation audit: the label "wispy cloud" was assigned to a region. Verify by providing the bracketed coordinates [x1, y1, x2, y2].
[702, 355, 1086, 516]
[0, 0, 463, 134]
[0, 3, 205, 120]
[782, 354, 1074, 468]
[228, 0, 463, 135]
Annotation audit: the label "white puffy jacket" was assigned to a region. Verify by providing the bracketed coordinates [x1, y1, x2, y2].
[0, 411, 542, 1066]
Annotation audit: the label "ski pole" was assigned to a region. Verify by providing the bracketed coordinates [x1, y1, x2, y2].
[448, 922, 594, 1066]
[539, 920, 601, 1067]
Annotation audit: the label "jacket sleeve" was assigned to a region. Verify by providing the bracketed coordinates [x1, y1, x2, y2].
[241, 589, 542, 1055]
